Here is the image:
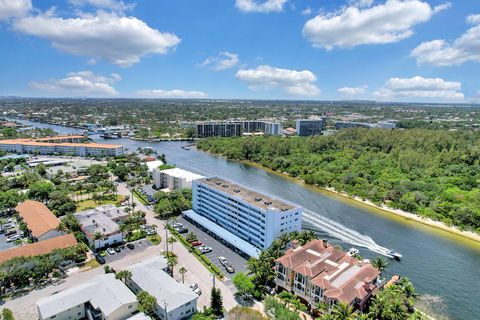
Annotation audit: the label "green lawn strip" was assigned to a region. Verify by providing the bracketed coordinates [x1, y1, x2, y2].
[167, 225, 224, 279]
[132, 189, 149, 205]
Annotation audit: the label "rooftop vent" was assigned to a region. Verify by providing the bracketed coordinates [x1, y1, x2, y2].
[215, 182, 222, 185]
[255, 197, 262, 202]
[222, 184, 229, 188]
[233, 189, 240, 193]
[264, 201, 272, 206]
[206, 178, 212, 181]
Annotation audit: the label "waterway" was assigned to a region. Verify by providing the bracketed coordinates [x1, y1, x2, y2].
[13, 119, 480, 319]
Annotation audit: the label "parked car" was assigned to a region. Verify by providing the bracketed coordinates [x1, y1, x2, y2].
[225, 263, 235, 274]
[114, 247, 121, 253]
[126, 243, 135, 250]
[191, 241, 203, 247]
[194, 288, 202, 296]
[171, 222, 183, 228]
[6, 234, 21, 242]
[176, 227, 188, 234]
[199, 246, 212, 254]
[146, 229, 156, 236]
[106, 248, 116, 255]
[95, 254, 106, 264]
[218, 256, 227, 266]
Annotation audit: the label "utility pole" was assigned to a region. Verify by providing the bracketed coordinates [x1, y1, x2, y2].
[163, 300, 168, 320]
[212, 273, 216, 289]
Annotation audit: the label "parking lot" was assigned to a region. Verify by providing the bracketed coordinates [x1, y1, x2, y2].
[0, 217, 27, 251]
[176, 216, 248, 280]
[102, 239, 153, 263]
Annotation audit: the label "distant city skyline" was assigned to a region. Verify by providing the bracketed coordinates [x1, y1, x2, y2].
[0, 0, 479, 103]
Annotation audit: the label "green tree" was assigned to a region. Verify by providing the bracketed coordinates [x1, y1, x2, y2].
[331, 302, 354, 320]
[371, 256, 389, 273]
[1, 308, 14, 320]
[137, 291, 157, 316]
[210, 287, 224, 317]
[232, 272, 255, 296]
[179, 266, 187, 284]
[27, 181, 54, 203]
[115, 270, 133, 283]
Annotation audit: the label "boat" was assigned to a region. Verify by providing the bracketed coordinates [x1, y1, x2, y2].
[347, 248, 359, 256]
[386, 249, 402, 260]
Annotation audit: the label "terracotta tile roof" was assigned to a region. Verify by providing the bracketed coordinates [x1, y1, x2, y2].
[0, 234, 77, 264]
[16, 200, 60, 238]
[0, 138, 122, 149]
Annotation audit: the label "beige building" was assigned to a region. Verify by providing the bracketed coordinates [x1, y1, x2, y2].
[275, 240, 382, 311]
[16, 200, 63, 241]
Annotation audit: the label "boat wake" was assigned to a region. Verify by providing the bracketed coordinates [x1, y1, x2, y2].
[302, 209, 391, 257]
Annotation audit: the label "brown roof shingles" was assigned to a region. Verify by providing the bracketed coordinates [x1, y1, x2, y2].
[0, 234, 77, 264]
[16, 200, 60, 238]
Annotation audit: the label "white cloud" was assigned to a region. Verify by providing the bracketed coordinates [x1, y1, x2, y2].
[235, 65, 320, 96]
[30, 71, 120, 96]
[303, 0, 445, 50]
[411, 14, 480, 66]
[0, 0, 31, 21]
[235, 0, 287, 13]
[374, 76, 464, 101]
[68, 0, 135, 13]
[136, 89, 207, 99]
[199, 52, 239, 71]
[338, 85, 368, 95]
[301, 7, 312, 16]
[349, 0, 374, 8]
[13, 10, 180, 67]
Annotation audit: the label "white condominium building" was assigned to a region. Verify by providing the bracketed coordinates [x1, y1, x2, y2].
[191, 177, 302, 250]
[153, 167, 204, 190]
[36, 273, 138, 320]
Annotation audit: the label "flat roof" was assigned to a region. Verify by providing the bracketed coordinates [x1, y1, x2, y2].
[184, 209, 261, 258]
[75, 205, 127, 237]
[37, 273, 136, 319]
[160, 167, 204, 181]
[197, 177, 298, 211]
[126, 256, 197, 311]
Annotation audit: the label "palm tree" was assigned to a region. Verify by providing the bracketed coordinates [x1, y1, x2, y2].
[93, 231, 103, 240]
[331, 302, 354, 320]
[166, 253, 178, 277]
[179, 266, 187, 283]
[371, 256, 389, 273]
[167, 236, 177, 253]
[137, 291, 157, 316]
[115, 270, 132, 284]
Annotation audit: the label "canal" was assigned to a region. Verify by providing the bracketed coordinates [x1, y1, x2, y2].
[14, 120, 480, 319]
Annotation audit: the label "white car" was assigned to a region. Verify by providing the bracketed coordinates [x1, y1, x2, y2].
[218, 256, 227, 266]
[6, 235, 21, 242]
[199, 246, 212, 254]
[106, 248, 116, 255]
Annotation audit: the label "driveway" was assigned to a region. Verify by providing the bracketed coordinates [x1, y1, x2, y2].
[103, 239, 153, 263]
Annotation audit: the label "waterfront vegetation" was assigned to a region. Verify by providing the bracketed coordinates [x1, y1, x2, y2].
[198, 129, 480, 233]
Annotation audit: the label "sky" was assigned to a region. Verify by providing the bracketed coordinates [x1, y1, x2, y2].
[0, 0, 479, 103]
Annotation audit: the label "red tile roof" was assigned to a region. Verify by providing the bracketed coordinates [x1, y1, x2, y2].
[0, 234, 77, 264]
[16, 200, 60, 238]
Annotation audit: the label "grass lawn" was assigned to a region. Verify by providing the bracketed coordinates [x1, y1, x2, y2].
[147, 234, 161, 245]
[76, 195, 125, 212]
[81, 258, 100, 270]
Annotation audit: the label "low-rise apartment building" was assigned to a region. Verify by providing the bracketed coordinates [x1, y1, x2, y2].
[152, 167, 204, 190]
[275, 240, 381, 311]
[75, 205, 129, 250]
[36, 273, 138, 320]
[16, 200, 63, 241]
[189, 177, 302, 254]
[0, 135, 124, 157]
[125, 256, 198, 320]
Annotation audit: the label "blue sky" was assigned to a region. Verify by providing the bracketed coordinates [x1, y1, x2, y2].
[0, 0, 479, 102]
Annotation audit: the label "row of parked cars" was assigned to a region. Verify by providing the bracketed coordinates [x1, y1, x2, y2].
[136, 189, 157, 205]
[218, 256, 235, 274]
[171, 222, 188, 234]
[1, 218, 25, 243]
[95, 242, 136, 264]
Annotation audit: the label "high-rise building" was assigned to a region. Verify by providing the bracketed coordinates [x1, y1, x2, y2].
[296, 119, 326, 136]
[187, 177, 302, 256]
[196, 122, 242, 138]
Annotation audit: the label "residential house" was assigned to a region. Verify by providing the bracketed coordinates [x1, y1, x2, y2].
[275, 240, 382, 311]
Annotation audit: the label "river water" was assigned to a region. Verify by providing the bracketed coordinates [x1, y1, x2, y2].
[13, 120, 480, 319]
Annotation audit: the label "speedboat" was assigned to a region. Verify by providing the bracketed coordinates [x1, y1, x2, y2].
[347, 248, 359, 256]
[386, 249, 402, 260]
